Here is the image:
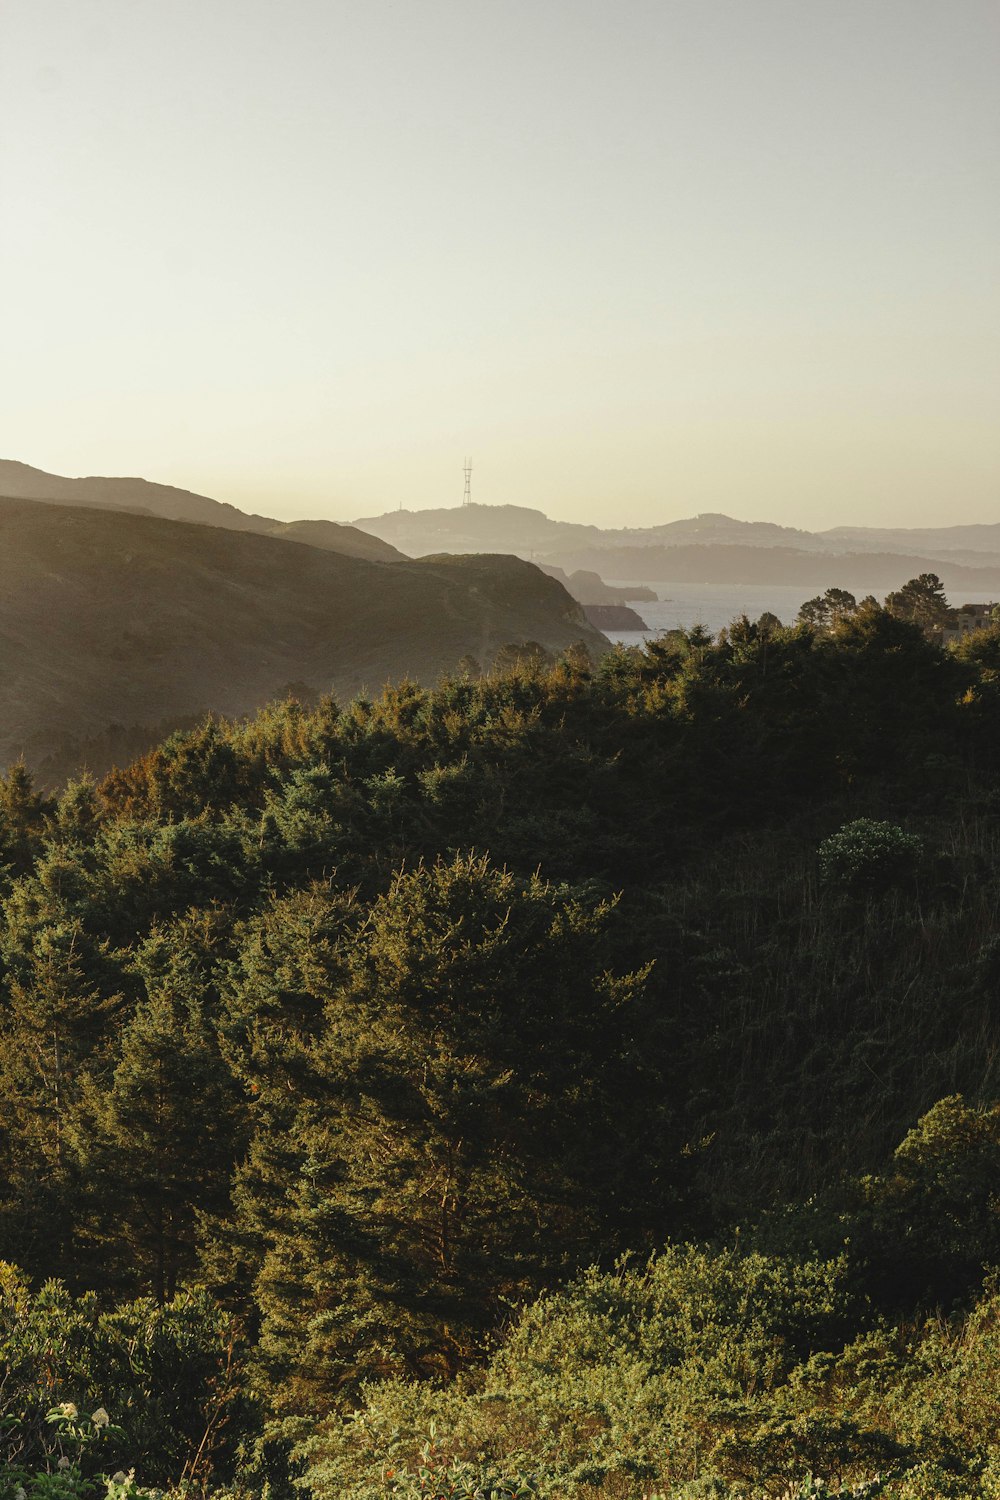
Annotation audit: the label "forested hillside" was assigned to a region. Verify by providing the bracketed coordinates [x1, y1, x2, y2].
[5, 604, 1000, 1497]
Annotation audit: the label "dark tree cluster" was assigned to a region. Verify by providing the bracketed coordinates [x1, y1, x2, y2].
[5, 600, 1000, 1496]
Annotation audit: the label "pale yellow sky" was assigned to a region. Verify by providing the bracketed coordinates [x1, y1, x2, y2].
[1, 0, 997, 529]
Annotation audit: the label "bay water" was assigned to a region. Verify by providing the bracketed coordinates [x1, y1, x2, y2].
[602, 581, 818, 645]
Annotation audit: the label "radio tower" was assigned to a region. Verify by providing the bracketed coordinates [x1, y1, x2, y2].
[462, 456, 472, 507]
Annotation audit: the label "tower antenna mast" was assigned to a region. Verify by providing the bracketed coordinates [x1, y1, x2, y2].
[462, 456, 472, 507]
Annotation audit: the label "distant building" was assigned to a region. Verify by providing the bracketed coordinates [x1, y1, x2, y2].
[941, 603, 997, 645]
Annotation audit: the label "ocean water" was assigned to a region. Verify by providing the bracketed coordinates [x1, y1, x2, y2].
[602, 581, 817, 646]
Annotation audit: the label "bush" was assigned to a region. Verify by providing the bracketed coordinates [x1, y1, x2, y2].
[297, 1244, 866, 1499]
[0, 1266, 255, 1491]
[818, 820, 923, 895]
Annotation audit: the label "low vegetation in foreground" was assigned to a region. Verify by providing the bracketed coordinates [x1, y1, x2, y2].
[5, 597, 1000, 1497]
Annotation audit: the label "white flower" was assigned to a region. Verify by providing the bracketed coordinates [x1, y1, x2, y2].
[58, 1456, 71, 1469]
[15, 1487, 27, 1500]
[91, 1406, 110, 1428]
[58, 1401, 78, 1420]
[111, 1474, 129, 1485]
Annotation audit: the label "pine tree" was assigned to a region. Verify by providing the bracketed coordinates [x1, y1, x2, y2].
[225, 856, 669, 1411]
[70, 986, 242, 1301]
[0, 924, 119, 1278]
[0, 761, 50, 877]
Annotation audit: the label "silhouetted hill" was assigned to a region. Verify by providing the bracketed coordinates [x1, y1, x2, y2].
[620, 512, 821, 548]
[536, 564, 658, 605]
[0, 499, 605, 770]
[0, 460, 405, 563]
[581, 603, 648, 630]
[354, 502, 1000, 577]
[264, 516, 403, 561]
[355, 504, 833, 557]
[352, 502, 603, 556]
[821, 522, 1000, 565]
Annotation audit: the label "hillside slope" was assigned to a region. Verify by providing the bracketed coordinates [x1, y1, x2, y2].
[269, 516, 404, 560]
[0, 460, 405, 563]
[0, 499, 605, 769]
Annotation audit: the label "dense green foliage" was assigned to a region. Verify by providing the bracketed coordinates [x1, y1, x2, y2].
[5, 600, 1000, 1495]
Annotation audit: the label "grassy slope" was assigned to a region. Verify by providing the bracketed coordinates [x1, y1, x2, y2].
[0, 498, 606, 767]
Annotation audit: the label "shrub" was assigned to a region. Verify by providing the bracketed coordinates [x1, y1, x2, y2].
[818, 820, 923, 895]
[0, 1266, 254, 1490]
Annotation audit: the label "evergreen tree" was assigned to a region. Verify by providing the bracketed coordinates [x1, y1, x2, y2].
[70, 986, 242, 1301]
[0, 924, 119, 1278]
[885, 572, 951, 631]
[225, 856, 671, 1410]
[0, 761, 49, 878]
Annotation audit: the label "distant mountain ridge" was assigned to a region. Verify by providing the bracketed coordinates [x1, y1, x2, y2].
[352, 503, 845, 556]
[9, 456, 1000, 608]
[0, 460, 406, 563]
[352, 503, 604, 557]
[11, 464, 999, 566]
[353, 502, 1000, 591]
[354, 500, 1000, 557]
[822, 523, 1000, 565]
[13, 461, 999, 573]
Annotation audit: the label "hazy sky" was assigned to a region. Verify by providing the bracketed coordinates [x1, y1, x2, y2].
[2, 0, 998, 528]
